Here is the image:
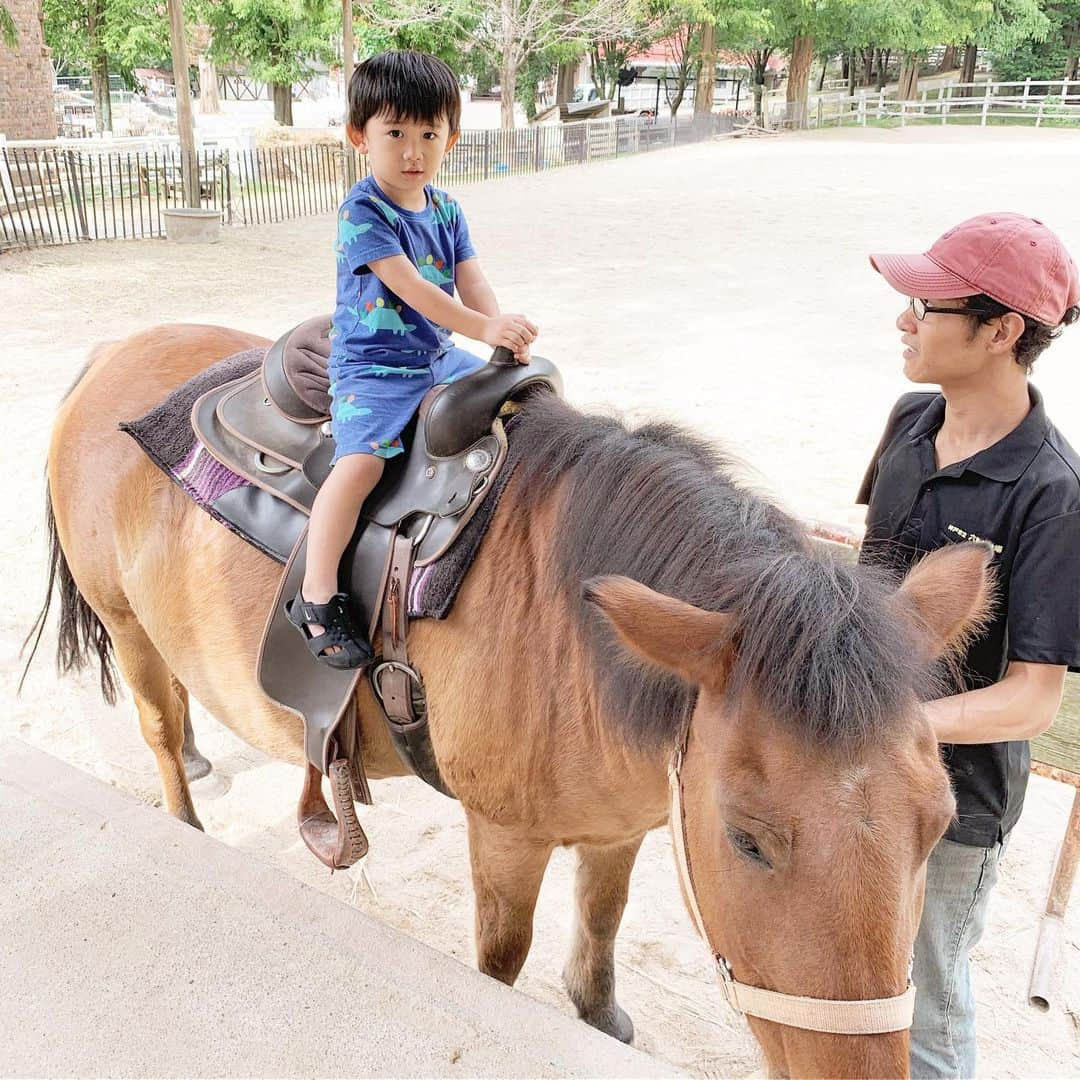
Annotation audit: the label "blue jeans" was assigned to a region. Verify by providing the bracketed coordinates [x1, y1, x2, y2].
[911, 837, 1004, 1079]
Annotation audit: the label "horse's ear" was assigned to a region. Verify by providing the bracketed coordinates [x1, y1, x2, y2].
[891, 542, 996, 659]
[583, 576, 732, 686]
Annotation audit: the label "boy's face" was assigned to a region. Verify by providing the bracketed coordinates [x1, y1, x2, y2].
[347, 112, 459, 202]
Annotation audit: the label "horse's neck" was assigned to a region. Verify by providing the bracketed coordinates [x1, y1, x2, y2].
[416, 475, 671, 836]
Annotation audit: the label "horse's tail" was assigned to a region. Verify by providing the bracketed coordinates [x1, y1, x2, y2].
[19, 480, 119, 705]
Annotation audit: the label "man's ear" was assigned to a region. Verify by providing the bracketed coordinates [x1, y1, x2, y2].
[346, 122, 366, 152]
[988, 311, 1026, 355]
[445, 131, 460, 152]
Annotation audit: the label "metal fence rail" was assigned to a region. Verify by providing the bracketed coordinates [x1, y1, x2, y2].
[2, 114, 719, 251]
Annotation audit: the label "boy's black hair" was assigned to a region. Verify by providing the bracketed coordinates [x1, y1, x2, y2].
[347, 50, 461, 134]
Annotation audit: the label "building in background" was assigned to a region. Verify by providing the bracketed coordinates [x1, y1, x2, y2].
[0, 0, 58, 139]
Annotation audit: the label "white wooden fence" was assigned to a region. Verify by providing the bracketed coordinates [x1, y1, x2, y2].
[763, 79, 1080, 130]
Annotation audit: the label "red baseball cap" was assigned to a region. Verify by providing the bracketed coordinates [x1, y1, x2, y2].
[870, 212, 1080, 327]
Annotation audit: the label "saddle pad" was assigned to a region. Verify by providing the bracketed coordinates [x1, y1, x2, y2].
[120, 349, 521, 620]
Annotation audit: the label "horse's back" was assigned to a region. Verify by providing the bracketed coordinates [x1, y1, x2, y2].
[58, 323, 267, 431]
[48, 323, 269, 605]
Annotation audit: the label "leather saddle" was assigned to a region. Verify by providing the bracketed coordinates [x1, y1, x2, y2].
[190, 315, 562, 869]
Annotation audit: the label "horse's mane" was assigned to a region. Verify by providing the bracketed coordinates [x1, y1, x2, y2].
[512, 393, 933, 750]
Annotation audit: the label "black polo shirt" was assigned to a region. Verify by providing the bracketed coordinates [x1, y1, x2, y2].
[857, 385, 1080, 846]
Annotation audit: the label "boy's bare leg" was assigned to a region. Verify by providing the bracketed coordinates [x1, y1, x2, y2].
[301, 453, 385, 652]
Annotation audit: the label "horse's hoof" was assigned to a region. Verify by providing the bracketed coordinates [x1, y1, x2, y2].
[583, 1003, 634, 1045]
[183, 749, 213, 782]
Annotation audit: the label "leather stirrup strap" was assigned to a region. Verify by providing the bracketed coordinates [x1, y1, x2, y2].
[379, 531, 418, 725]
[297, 758, 369, 870]
[371, 529, 454, 797]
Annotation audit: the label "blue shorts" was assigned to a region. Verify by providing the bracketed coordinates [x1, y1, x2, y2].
[328, 346, 486, 461]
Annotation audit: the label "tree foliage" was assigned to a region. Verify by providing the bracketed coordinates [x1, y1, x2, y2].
[44, 0, 173, 78]
[204, 0, 339, 87]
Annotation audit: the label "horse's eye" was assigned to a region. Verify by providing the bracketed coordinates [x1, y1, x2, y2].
[726, 826, 772, 869]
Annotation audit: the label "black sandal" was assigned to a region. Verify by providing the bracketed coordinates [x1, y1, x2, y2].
[285, 589, 374, 670]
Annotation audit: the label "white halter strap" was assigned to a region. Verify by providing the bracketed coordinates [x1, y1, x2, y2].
[668, 749, 916, 1036]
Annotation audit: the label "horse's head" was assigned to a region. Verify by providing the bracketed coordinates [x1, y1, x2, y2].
[586, 542, 994, 1079]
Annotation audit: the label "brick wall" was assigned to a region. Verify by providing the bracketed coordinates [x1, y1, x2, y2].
[0, 0, 58, 140]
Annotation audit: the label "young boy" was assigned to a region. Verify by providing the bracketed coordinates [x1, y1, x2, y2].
[288, 50, 538, 667]
[857, 213, 1079, 1078]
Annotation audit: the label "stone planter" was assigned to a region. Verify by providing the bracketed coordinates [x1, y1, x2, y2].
[162, 207, 222, 243]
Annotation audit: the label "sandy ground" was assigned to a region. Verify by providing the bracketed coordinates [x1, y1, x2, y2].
[4, 125, 1080, 1077]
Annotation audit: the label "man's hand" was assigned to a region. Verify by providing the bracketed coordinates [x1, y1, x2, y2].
[482, 313, 538, 362]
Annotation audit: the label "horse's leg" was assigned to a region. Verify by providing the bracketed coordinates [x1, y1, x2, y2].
[111, 621, 202, 830]
[466, 811, 553, 985]
[175, 678, 212, 782]
[561, 836, 643, 1044]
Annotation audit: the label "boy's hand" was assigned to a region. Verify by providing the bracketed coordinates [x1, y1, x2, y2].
[482, 314, 538, 362]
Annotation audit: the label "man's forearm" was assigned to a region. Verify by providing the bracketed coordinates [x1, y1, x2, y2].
[924, 663, 1065, 743]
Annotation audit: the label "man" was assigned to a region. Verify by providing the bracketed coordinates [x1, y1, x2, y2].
[857, 212, 1080, 1078]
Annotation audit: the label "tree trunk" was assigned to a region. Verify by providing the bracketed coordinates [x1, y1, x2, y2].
[876, 49, 890, 90]
[939, 44, 957, 72]
[863, 48, 875, 86]
[342, 0, 356, 185]
[694, 21, 715, 118]
[87, 0, 112, 133]
[500, 50, 518, 129]
[960, 42, 977, 96]
[848, 50, 857, 97]
[166, 0, 199, 208]
[556, 61, 576, 104]
[197, 55, 220, 114]
[272, 83, 294, 126]
[752, 52, 768, 126]
[1064, 52, 1077, 83]
[785, 34, 814, 129]
[820, 58, 829, 91]
[896, 54, 920, 100]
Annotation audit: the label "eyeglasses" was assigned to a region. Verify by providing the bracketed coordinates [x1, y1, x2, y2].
[910, 297, 996, 321]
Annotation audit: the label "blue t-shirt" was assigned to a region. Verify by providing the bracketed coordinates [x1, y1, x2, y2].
[330, 176, 476, 365]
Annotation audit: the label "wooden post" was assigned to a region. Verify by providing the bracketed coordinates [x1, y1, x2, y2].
[981, 91, 990, 126]
[1029, 775, 1080, 1009]
[166, 0, 199, 208]
[858, 91, 866, 126]
[877, 88, 885, 119]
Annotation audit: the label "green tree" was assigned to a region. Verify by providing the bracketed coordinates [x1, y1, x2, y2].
[205, 0, 339, 125]
[1, 6, 17, 49]
[990, 0, 1080, 80]
[354, 0, 477, 70]
[707, 0, 780, 126]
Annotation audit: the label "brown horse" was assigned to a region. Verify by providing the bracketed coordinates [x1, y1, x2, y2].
[35, 324, 994, 1078]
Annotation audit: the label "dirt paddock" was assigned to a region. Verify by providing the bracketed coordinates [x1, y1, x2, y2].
[4, 125, 1079, 1076]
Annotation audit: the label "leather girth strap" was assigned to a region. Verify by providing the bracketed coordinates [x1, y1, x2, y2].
[370, 529, 454, 798]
